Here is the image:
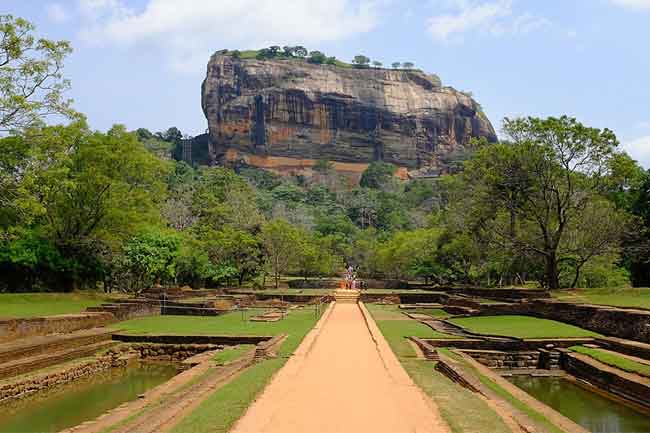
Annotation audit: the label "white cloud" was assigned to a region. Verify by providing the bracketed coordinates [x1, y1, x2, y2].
[427, 0, 549, 42]
[623, 135, 650, 168]
[46, 3, 70, 23]
[78, 0, 380, 73]
[611, 0, 650, 9]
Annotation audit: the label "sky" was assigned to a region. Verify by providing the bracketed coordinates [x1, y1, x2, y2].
[5, 0, 650, 167]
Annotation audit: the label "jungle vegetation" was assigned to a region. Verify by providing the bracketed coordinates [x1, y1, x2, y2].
[1, 14, 649, 292]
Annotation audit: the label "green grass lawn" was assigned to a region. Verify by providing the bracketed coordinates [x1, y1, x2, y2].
[553, 288, 650, 310]
[0, 292, 108, 318]
[112, 308, 319, 351]
[570, 346, 650, 377]
[170, 307, 320, 433]
[449, 315, 600, 339]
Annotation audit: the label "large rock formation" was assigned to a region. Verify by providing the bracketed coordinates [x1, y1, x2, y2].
[202, 51, 497, 179]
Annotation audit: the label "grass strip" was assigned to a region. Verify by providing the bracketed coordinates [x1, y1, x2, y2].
[366, 304, 512, 433]
[213, 345, 255, 365]
[473, 371, 564, 433]
[445, 352, 564, 433]
[170, 358, 283, 433]
[401, 359, 512, 433]
[569, 345, 650, 377]
[168, 307, 321, 433]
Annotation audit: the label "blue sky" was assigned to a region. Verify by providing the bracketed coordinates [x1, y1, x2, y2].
[5, 0, 650, 166]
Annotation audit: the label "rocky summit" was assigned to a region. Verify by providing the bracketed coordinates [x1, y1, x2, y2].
[201, 50, 497, 179]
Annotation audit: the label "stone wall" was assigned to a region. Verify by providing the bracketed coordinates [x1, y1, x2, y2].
[112, 333, 272, 345]
[0, 351, 125, 402]
[561, 351, 650, 409]
[0, 313, 115, 344]
[128, 343, 223, 361]
[447, 287, 550, 300]
[461, 349, 540, 369]
[287, 279, 339, 289]
[87, 301, 159, 321]
[422, 338, 595, 351]
[596, 337, 650, 361]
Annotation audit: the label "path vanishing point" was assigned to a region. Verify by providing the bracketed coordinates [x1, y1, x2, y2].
[231, 302, 451, 433]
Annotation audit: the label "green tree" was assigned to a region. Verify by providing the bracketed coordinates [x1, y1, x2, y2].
[359, 161, 397, 189]
[459, 116, 620, 289]
[7, 122, 170, 289]
[352, 55, 370, 68]
[391, 62, 401, 69]
[308, 51, 327, 64]
[293, 46, 308, 58]
[1, 15, 78, 132]
[122, 230, 180, 293]
[402, 61, 414, 69]
[372, 61, 382, 68]
[561, 197, 629, 287]
[262, 219, 298, 288]
[202, 225, 263, 286]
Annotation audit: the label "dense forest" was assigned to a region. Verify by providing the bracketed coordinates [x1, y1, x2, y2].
[2, 14, 649, 293]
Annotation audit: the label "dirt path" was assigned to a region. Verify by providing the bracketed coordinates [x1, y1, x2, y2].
[231, 302, 450, 433]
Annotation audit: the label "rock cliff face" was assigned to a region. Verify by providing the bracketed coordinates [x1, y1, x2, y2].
[202, 51, 497, 178]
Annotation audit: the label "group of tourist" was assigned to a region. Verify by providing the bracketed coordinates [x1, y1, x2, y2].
[343, 264, 362, 290]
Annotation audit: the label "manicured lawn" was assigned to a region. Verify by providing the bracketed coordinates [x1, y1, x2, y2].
[570, 346, 650, 377]
[0, 292, 108, 318]
[554, 288, 650, 310]
[112, 308, 320, 355]
[449, 315, 600, 339]
[170, 307, 320, 433]
[367, 304, 454, 359]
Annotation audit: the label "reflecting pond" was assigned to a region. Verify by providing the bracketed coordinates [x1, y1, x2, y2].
[509, 375, 650, 433]
[0, 362, 178, 433]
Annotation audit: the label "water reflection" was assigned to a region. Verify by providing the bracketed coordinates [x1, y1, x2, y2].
[0, 362, 178, 433]
[509, 375, 650, 433]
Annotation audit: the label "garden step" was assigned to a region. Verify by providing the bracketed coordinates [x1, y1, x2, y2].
[0, 340, 116, 380]
[334, 289, 360, 304]
[0, 328, 113, 365]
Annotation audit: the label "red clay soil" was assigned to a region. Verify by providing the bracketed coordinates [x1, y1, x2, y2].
[231, 302, 450, 433]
